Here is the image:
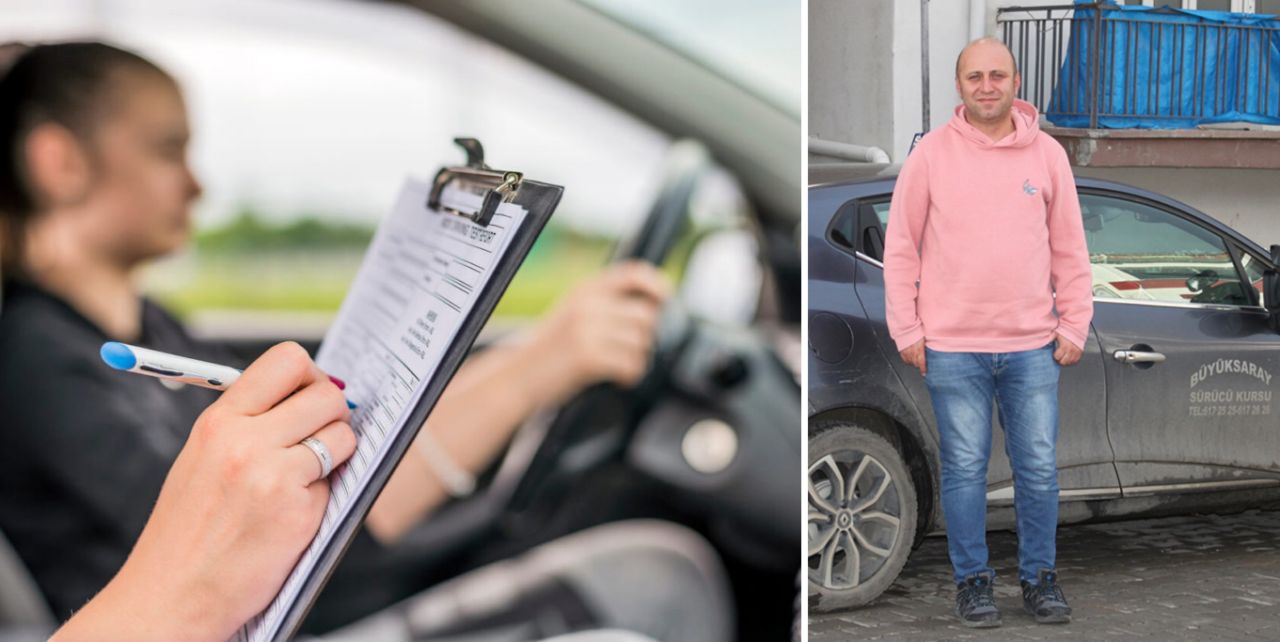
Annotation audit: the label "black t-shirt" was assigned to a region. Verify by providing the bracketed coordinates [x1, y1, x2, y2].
[0, 280, 230, 617]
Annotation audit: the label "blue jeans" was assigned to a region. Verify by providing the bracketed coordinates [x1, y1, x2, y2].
[924, 343, 1061, 585]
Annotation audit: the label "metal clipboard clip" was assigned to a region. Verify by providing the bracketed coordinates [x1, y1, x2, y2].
[428, 137, 523, 227]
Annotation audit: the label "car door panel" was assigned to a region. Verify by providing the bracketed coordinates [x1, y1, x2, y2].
[1081, 190, 1280, 489]
[1094, 301, 1280, 485]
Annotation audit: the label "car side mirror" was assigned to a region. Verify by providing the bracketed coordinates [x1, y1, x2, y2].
[1265, 244, 1280, 332]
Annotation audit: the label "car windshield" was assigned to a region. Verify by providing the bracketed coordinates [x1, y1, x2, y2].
[577, 0, 800, 117]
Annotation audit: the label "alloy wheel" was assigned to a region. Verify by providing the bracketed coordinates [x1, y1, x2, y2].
[807, 451, 902, 590]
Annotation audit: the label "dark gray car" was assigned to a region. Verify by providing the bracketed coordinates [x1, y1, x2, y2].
[808, 164, 1280, 612]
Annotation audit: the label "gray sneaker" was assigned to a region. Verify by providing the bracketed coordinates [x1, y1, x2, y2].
[955, 571, 1002, 628]
[1021, 569, 1072, 624]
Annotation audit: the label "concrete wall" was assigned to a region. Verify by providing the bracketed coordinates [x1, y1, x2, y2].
[807, 0, 895, 158]
[908, 0, 965, 159]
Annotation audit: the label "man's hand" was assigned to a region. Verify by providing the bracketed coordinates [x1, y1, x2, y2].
[1053, 332, 1083, 366]
[899, 339, 927, 376]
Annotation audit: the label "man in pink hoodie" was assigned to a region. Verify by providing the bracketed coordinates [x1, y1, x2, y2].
[883, 37, 1093, 628]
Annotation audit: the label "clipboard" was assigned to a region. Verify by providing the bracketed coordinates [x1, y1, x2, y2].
[246, 138, 562, 641]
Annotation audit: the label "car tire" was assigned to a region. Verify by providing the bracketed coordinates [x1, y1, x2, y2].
[807, 420, 917, 613]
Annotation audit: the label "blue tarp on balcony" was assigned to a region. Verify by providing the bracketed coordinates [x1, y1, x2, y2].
[1048, 2, 1280, 128]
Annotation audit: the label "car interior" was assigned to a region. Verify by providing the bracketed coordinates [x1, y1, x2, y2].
[0, 0, 802, 638]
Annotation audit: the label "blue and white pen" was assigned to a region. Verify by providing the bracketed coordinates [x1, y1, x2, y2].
[100, 341, 356, 408]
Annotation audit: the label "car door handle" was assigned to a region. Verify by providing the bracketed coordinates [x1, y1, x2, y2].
[1113, 350, 1166, 364]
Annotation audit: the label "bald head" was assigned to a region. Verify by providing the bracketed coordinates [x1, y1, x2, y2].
[955, 37, 1018, 80]
[954, 37, 1022, 130]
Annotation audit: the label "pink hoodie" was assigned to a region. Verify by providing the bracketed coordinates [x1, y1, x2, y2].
[883, 99, 1093, 353]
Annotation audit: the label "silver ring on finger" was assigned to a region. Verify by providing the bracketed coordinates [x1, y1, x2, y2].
[300, 436, 334, 480]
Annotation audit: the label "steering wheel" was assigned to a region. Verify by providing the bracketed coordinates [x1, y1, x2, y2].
[494, 140, 714, 527]
[488, 138, 799, 574]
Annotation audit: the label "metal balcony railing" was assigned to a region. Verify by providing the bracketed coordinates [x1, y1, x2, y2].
[997, 3, 1280, 129]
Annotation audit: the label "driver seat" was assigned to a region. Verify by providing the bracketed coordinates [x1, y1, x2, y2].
[0, 528, 55, 640]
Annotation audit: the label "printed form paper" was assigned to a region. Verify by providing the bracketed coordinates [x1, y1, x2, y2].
[236, 177, 527, 641]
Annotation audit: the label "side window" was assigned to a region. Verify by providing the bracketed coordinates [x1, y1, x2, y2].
[872, 202, 890, 228]
[822, 197, 890, 261]
[827, 206, 857, 251]
[813, 189, 856, 251]
[861, 201, 889, 261]
[1083, 194, 1253, 307]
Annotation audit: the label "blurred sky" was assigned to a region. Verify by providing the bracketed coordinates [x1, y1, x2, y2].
[583, 0, 800, 116]
[1, 0, 800, 236]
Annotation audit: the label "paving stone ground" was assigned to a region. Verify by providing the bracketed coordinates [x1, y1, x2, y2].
[809, 507, 1280, 641]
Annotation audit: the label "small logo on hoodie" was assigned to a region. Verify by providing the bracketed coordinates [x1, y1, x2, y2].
[1022, 179, 1039, 196]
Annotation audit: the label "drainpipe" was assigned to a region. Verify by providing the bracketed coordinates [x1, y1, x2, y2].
[808, 137, 891, 164]
[921, 0, 930, 133]
[970, 0, 987, 40]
